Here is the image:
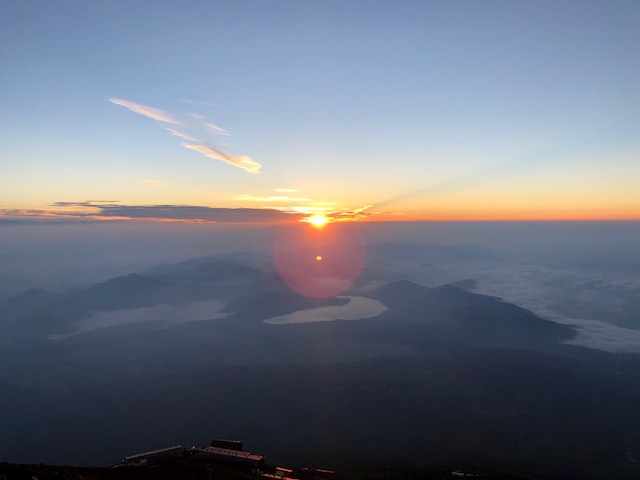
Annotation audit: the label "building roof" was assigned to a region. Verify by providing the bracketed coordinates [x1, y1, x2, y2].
[197, 446, 264, 462]
[124, 445, 183, 461]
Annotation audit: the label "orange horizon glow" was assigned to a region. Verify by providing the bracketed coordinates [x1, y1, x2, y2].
[1, 205, 640, 224]
[304, 214, 330, 228]
[2, 213, 639, 224]
[356, 210, 640, 222]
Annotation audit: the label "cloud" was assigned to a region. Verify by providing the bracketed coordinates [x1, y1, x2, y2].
[203, 122, 229, 136]
[184, 99, 218, 107]
[324, 205, 375, 222]
[142, 179, 168, 188]
[1, 208, 49, 216]
[109, 98, 259, 174]
[165, 128, 198, 142]
[0, 206, 99, 223]
[51, 201, 99, 208]
[96, 204, 298, 222]
[52, 200, 119, 208]
[286, 206, 330, 213]
[467, 263, 640, 353]
[109, 98, 178, 124]
[1, 203, 302, 224]
[182, 142, 261, 174]
[235, 194, 310, 202]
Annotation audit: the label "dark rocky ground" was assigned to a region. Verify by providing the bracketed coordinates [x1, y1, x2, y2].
[0, 457, 534, 480]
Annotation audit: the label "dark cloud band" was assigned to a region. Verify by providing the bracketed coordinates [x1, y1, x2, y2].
[1, 203, 302, 224]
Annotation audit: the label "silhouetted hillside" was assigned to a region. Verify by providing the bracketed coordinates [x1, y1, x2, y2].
[142, 252, 270, 275]
[365, 280, 574, 351]
[0, 288, 61, 324]
[151, 261, 265, 286]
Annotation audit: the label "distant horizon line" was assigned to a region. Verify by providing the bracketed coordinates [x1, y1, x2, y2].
[2, 217, 640, 226]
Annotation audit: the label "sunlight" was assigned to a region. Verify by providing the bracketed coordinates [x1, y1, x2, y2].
[307, 214, 329, 228]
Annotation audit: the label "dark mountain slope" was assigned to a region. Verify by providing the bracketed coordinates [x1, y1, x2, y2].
[142, 252, 270, 275]
[223, 273, 349, 320]
[0, 288, 61, 324]
[1, 272, 218, 337]
[73, 273, 179, 309]
[151, 261, 265, 285]
[363, 280, 574, 351]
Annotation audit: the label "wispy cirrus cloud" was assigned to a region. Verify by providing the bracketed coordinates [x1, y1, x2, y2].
[165, 128, 198, 142]
[203, 122, 229, 136]
[109, 98, 178, 124]
[109, 98, 261, 174]
[182, 142, 261, 174]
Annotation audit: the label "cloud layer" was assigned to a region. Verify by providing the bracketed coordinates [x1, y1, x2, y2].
[466, 263, 640, 353]
[97, 204, 293, 222]
[0, 202, 302, 224]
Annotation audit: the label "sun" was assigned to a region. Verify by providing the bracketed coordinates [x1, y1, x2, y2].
[307, 214, 329, 228]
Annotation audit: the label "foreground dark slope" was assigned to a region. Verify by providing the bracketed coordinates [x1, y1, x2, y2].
[0, 458, 268, 480]
[0, 456, 528, 480]
[2, 350, 640, 478]
[0, 245, 639, 479]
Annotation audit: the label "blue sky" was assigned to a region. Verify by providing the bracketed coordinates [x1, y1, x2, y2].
[1, 0, 639, 222]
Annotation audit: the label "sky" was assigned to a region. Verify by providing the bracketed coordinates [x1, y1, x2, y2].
[1, 0, 640, 224]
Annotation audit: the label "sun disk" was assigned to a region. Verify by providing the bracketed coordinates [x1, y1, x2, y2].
[308, 214, 329, 228]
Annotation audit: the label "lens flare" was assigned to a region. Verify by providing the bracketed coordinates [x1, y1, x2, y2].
[273, 223, 365, 298]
